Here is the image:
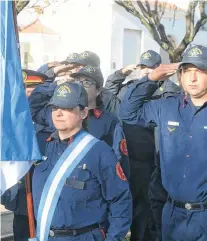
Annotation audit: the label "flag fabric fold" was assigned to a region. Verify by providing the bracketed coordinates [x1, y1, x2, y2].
[0, 1, 41, 195]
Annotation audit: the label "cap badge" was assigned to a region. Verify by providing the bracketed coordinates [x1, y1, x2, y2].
[80, 52, 89, 59]
[188, 47, 202, 58]
[67, 53, 79, 60]
[142, 52, 151, 60]
[84, 66, 96, 73]
[22, 71, 27, 82]
[56, 85, 71, 98]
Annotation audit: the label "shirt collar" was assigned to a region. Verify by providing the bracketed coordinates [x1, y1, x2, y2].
[46, 129, 83, 145]
[89, 105, 104, 119]
[182, 94, 188, 108]
[181, 93, 207, 110]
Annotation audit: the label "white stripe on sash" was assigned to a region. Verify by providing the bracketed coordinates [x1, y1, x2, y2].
[39, 134, 95, 241]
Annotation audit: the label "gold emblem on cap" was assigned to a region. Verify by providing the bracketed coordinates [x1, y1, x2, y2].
[142, 52, 152, 60]
[84, 66, 96, 73]
[68, 53, 78, 59]
[22, 71, 27, 82]
[57, 85, 71, 98]
[188, 47, 202, 58]
[80, 52, 89, 59]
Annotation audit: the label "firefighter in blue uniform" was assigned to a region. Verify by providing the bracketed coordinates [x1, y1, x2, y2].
[105, 50, 163, 100]
[1, 70, 48, 241]
[29, 65, 130, 178]
[44, 51, 120, 113]
[119, 45, 207, 241]
[105, 50, 181, 241]
[32, 82, 132, 241]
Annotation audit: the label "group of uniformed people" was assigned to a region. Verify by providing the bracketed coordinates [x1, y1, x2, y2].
[2, 44, 207, 241]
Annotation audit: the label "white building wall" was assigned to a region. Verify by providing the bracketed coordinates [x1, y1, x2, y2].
[19, 32, 61, 70]
[41, 0, 113, 80]
[111, 3, 160, 72]
[18, 0, 207, 79]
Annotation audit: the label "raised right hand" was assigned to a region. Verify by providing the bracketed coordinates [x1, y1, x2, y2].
[148, 63, 180, 81]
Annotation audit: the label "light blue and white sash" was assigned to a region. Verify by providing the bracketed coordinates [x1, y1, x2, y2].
[29, 131, 98, 241]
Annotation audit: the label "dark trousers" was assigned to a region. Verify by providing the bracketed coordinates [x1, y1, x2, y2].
[13, 214, 30, 241]
[148, 167, 168, 240]
[129, 163, 156, 241]
[130, 191, 157, 241]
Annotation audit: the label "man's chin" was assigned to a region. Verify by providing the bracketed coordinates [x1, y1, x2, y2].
[189, 91, 205, 99]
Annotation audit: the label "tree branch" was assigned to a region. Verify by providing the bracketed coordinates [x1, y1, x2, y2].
[136, 1, 151, 20]
[175, 1, 205, 58]
[116, 0, 174, 57]
[145, 1, 173, 50]
[116, 0, 207, 62]
[194, 1, 207, 35]
[154, 0, 158, 13]
[159, 1, 167, 22]
[119, 1, 170, 49]
[16, 0, 30, 15]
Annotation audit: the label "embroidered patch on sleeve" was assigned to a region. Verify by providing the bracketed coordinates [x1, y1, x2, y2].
[120, 139, 128, 156]
[116, 162, 127, 181]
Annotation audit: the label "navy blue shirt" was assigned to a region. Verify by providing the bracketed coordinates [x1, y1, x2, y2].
[120, 76, 207, 202]
[32, 131, 132, 241]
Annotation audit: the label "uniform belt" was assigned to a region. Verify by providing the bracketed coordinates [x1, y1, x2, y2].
[49, 223, 101, 237]
[168, 197, 207, 210]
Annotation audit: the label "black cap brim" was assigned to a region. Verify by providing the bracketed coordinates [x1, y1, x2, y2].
[178, 61, 207, 70]
[137, 60, 160, 68]
[137, 63, 157, 68]
[70, 72, 93, 79]
[60, 61, 69, 65]
[47, 100, 78, 109]
[60, 59, 86, 66]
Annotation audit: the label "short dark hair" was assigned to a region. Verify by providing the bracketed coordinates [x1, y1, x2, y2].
[79, 105, 88, 131]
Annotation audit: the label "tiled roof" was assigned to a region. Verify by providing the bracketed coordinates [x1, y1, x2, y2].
[19, 19, 56, 34]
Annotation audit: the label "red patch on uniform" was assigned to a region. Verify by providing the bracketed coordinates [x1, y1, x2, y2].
[116, 162, 127, 181]
[93, 109, 102, 118]
[120, 139, 128, 156]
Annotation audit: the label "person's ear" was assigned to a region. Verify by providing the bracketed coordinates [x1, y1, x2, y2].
[81, 107, 88, 119]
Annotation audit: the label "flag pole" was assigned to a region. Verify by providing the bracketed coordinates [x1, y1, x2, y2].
[25, 172, 36, 238]
[12, 1, 36, 239]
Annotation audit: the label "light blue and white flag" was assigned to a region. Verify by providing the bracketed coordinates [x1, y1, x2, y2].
[0, 1, 41, 195]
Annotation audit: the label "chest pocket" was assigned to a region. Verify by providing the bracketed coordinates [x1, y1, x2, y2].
[34, 159, 49, 172]
[201, 126, 207, 139]
[65, 167, 91, 190]
[161, 122, 183, 158]
[192, 125, 207, 150]
[162, 123, 183, 137]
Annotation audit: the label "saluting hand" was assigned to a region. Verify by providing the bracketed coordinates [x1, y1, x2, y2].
[53, 64, 76, 75]
[47, 61, 60, 69]
[121, 64, 138, 76]
[148, 63, 180, 81]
